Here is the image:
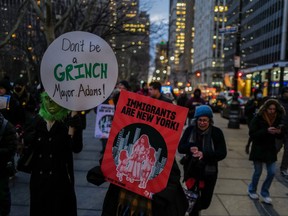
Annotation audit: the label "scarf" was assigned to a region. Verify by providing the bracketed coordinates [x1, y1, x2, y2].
[188, 126, 214, 153]
[263, 111, 276, 126]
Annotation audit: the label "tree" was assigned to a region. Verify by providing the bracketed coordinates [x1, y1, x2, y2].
[0, 0, 166, 84]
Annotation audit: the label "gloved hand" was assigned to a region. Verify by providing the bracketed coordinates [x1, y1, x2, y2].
[66, 113, 83, 128]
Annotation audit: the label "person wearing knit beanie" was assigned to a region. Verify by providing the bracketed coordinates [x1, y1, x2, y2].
[194, 105, 213, 119]
[178, 104, 226, 215]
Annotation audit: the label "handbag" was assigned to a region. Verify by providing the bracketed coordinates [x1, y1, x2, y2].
[17, 146, 34, 174]
[184, 182, 199, 214]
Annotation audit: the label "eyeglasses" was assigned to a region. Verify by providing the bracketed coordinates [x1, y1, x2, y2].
[197, 118, 209, 123]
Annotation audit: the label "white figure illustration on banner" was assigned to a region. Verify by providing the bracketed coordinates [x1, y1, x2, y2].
[115, 134, 156, 189]
[116, 150, 129, 181]
[126, 134, 150, 183]
[139, 147, 156, 188]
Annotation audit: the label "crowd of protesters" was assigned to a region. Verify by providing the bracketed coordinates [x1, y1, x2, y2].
[1, 75, 288, 215]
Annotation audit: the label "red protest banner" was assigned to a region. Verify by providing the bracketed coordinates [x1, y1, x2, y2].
[101, 90, 188, 199]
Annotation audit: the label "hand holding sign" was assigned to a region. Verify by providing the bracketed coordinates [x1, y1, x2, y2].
[101, 91, 188, 199]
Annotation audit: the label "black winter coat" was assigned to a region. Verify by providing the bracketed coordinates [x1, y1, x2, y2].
[178, 125, 227, 211]
[24, 115, 83, 216]
[249, 114, 284, 162]
[0, 117, 17, 177]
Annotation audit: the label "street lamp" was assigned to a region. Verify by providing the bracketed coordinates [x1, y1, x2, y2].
[228, 0, 242, 129]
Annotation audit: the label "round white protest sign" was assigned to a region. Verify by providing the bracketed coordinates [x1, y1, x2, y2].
[40, 31, 118, 111]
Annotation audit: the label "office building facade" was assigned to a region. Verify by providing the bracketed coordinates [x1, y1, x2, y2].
[224, 0, 288, 96]
[192, 0, 227, 90]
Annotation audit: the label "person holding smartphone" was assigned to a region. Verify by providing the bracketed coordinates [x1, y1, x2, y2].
[248, 99, 286, 204]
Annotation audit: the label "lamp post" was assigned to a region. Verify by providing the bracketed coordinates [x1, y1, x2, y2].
[228, 0, 242, 129]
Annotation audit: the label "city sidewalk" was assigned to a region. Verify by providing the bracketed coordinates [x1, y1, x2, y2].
[9, 111, 288, 216]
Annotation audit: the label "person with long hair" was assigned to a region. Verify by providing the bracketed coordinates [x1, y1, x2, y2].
[248, 99, 285, 204]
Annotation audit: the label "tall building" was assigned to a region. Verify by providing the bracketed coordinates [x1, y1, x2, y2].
[0, 0, 45, 82]
[152, 41, 168, 83]
[168, 0, 193, 88]
[224, 0, 288, 96]
[114, 0, 150, 86]
[192, 0, 227, 90]
[184, 0, 195, 84]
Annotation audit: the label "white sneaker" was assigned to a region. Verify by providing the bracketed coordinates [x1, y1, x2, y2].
[248, 192, 259, 200]
[261, 196, 272, 204]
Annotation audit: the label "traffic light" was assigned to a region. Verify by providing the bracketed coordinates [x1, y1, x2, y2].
[196, 71, 201, 77]
[238, 71, 243, 77]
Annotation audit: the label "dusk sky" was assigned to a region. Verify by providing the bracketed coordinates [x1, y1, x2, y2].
[140, 0, 169, 74]
[141, 0, 169, 41]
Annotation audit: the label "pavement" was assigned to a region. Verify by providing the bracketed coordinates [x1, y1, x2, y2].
[9, 111, 288, 216]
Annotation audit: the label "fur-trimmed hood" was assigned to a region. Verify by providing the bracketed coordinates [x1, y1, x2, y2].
[257, 98, 286, 116]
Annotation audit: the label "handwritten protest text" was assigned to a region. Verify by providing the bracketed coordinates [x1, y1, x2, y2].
[53, 83, 103, 101]
[54, 63, 107, 81]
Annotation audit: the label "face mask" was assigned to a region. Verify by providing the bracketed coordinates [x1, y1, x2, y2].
[43, 96, 63, 114]
[256, 93, 262, 99]
[283, 92, 288, 100]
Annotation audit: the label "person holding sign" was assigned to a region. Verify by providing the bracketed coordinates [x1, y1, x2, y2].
[22, 92, 83, 216]
[178, 105, 227, 216]
[148, 81, 189, 215]
[100, 82, 188, 216]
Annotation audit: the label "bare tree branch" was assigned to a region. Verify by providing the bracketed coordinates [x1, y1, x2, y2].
[55, 0, 77, 33]
[29, 0, 45, 22]
[0, 0, 29, 49]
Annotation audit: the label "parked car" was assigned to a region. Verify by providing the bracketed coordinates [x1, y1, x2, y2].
[220, 97, 249, 123]
[209, 95, 227, 112]
[218, 90, 242, 101]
